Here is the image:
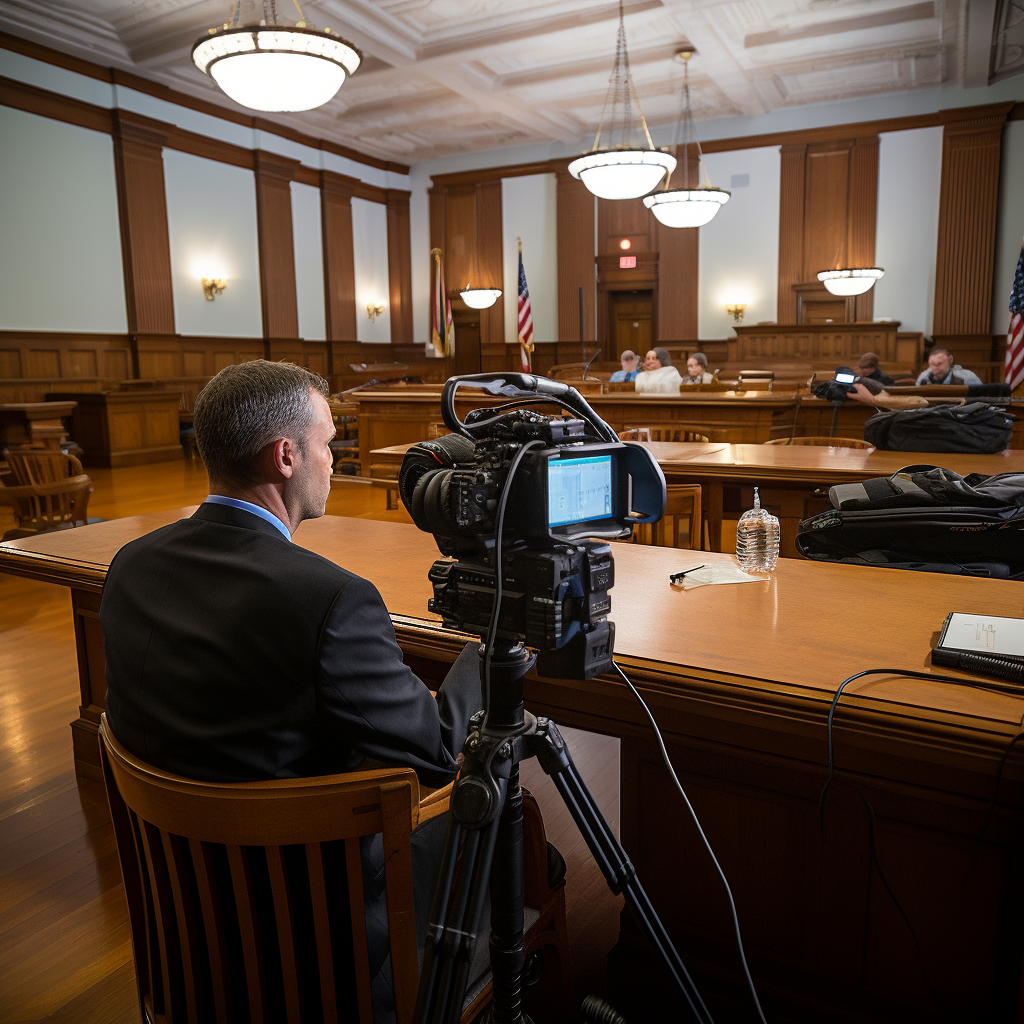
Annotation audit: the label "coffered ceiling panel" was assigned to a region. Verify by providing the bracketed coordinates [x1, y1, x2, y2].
[0, 0, 1012, 163]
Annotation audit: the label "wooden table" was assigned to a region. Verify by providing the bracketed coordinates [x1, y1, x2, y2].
[352, 388, 804, 472]
[0, 401, 77, 450]
[46, 390, 183, 467]
[367, 440, 1024, 556]
[2, 513, 1023, 1022]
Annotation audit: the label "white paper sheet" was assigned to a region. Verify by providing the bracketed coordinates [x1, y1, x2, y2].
[672, 563, 771, 590]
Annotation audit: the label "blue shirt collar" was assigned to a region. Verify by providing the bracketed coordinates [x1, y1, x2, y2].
[205, 495, 292, 541]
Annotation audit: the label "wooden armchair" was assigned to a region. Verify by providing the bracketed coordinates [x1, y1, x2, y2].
[0, 448, 93, 540]
[618, 428, 712, 443]
[99, 715, 570, 1024]
[764, 436, 874, 449]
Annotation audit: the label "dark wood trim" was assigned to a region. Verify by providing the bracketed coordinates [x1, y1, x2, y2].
[254, 151, 300, 340]
[320, 171, 358, 343]
[555, 168, 596, 345]
[0, 74, 111, 133]
[0, 30, 408, 174]
[933, 104, 1013, 336]
[111, 110, 175, 337]
[386, 191, 413, 345]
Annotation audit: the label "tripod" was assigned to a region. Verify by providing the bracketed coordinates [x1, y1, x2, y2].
[413, 640, 715, 1024]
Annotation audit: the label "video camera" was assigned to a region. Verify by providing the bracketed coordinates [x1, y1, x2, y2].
[398, 373, 666, 679]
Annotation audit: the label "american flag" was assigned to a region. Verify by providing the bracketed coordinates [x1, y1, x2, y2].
[430, 247, 453, 358]
[517, 240, 534, 371]
[1007, 243, 1024, 392]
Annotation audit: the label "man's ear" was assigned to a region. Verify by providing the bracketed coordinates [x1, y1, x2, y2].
[270, 437, 298, 479]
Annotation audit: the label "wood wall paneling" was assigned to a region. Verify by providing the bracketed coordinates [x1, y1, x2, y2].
[803, 144, 851, 283]
[847, 136, 880, 321]
[475, 180, 505, 349]
[254, 151, 300, 340]
[555, 166, 596, 346]
[386, 190, 413, 345]
[656, 220, 698, 342]
[932, 103, 1013, 340]
[110, 112, 176, 337]
[777, 145, 807, 324]
[320, 170, 358, 343]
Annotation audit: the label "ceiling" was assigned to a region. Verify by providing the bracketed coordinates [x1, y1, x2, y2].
[1, 0, 1021, 164]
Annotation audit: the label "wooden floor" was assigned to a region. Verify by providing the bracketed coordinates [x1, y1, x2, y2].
[0, 459, 623, 1023]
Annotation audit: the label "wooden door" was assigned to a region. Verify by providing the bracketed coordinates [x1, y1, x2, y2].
[609, 291, 653, 360]
[451, 307, 481, 376]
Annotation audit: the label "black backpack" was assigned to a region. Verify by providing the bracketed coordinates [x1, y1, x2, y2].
[795, 466, 1024, 577]
[862, 402, 1014, 453]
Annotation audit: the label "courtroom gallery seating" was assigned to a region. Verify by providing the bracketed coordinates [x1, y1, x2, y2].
[99, 715, 572, 1024]
[0, 448, 93, 540]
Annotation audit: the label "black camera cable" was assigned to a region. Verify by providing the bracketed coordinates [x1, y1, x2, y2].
[481, 439, 543, 716]
[612, 661, 769, 1024]
[821, 667, 1024, 1019]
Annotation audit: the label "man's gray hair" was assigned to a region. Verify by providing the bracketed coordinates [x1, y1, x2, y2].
[620, 350, 637, 361]
[690, 352, 708, 368]
[194, 360, 330, 484]
[931, 347, 953, 360]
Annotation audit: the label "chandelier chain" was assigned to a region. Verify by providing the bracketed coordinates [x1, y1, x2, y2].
[592, 0, 653, 152]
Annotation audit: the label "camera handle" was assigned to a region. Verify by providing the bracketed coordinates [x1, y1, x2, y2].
[413, 641, 714, 1024]
[440, 373, 620, 444]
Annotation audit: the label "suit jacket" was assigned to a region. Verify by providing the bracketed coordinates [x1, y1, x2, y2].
[101, 502, 481, 788]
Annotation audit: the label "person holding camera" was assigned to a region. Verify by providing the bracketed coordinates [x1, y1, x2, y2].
[636, 347, 683, 393]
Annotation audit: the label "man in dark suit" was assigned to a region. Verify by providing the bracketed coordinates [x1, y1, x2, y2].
[100, 359, 484, 1019]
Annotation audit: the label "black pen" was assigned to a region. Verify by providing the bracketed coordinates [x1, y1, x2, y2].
[669, 564, 705, 583]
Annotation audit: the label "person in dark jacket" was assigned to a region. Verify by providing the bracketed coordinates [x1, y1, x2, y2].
[100, 359, 485, 1022]
[858, 352, 895, 387]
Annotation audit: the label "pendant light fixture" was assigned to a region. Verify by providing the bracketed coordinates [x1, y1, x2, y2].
[568, 0, 675, 201]
[192, 0, 361, 113]
[643, 49, 730, 228]
[817, 268, 885, 295]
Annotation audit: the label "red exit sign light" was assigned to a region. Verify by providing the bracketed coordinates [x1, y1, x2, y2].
[619, 255, 636, 269]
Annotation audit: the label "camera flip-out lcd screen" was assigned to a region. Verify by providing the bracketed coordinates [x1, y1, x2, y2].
[547, 455, 614, 527]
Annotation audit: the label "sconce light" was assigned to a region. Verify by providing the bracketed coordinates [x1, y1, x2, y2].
[202, 277, 228, 301]
[366, 301, 385, 322]
[725, 303, 746, 323]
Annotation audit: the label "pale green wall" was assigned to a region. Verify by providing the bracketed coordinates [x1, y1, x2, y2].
[0, 106, 127, 333]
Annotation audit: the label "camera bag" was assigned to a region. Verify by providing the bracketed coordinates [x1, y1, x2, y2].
[862, 402, 1015, 453]
[795, 466, 1024, 578]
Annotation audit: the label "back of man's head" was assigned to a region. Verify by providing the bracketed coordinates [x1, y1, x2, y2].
[194, 360, 330, 486]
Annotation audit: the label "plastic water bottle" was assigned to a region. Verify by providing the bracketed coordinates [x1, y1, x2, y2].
[735, 487, 780, 572]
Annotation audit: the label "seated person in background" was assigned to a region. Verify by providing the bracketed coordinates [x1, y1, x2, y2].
[609, 349, 638, 382]
[683, 352, 714, 384]
[916, 348, 983, 386]
[100, 359, 486, 1021]
[635, 347, 684, 394]
[858, 352, 895, 387]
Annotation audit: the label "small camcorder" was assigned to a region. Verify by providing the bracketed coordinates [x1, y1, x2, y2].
[398, 373, 667, 678]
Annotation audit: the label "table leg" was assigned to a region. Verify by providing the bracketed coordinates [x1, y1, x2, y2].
[705, 480, 724, 552]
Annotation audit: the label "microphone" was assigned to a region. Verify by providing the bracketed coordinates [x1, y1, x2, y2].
[581, 349, 601, 380]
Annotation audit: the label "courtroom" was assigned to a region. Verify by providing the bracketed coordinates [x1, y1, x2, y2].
[2, 2, 1024, 1024]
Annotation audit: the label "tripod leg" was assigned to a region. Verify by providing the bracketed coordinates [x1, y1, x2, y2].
[488, 761, 527, 1024]
[528, 720, 716, 1024]
[414, 783, 507, 1024]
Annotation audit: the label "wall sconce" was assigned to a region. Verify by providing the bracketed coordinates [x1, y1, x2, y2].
[366, 301, 385, 322]
[202, 277, 228, 301]
[725, 303, 747, 323]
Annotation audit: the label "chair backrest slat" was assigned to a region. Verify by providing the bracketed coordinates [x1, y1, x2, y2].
[380, 785, 420, 1023]
[189, 838, 235, 1022]
[342, 837, 371, 1024]
[136, 818, 187, 1021]
[226, 844, 268, 1024]
[161, 830, 208, 1022]
[128, 809, 164, 1015]
[266, 845, 305, 1024]
[307, 842, 348, 1024]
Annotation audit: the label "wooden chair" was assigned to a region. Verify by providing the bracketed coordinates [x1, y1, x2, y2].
[764, 436, 874, 449]
[631, 484, 702, 550]
[737, 370, 774, 388]
[618, 428, 711, 443]
[0, 448, 93, 540]
[99, 715, 571, 1024]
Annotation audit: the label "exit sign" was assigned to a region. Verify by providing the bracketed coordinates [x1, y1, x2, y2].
[619, 256, 636, 268]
